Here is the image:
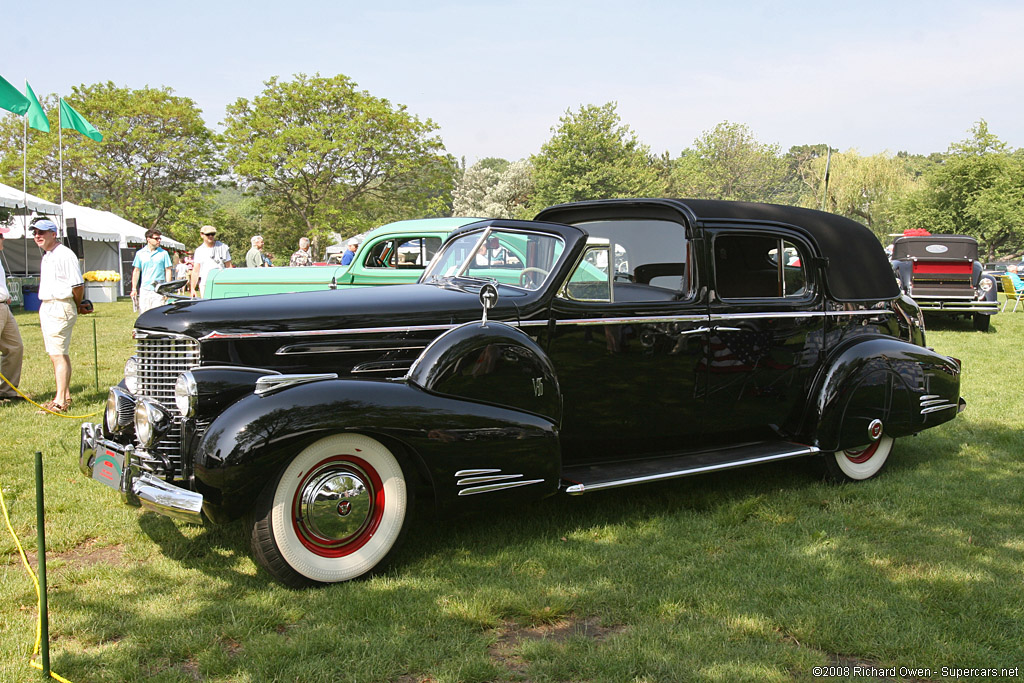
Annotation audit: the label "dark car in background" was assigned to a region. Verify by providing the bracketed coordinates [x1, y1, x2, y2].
[80, 199, 964, 587]
[890, 234, 998, 331]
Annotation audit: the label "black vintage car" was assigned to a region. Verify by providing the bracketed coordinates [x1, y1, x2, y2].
[890, 234, 999, 331]
[80, 199, 964, 587]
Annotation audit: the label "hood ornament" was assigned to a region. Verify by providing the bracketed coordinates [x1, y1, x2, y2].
[479, 283, 498, 327]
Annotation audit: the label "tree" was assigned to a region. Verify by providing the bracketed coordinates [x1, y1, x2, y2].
[453, 158, 534, 219]
[0, 83, 221, 238]
[801, 149, 916, 235]
[222, 73, 450, 247]
[669, 122, 787, 202]
[894, 121, 1024, 259]
[530, 103, 664, 208]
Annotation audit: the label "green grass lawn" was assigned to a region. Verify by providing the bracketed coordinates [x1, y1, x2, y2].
[1, 299, 1022, 682]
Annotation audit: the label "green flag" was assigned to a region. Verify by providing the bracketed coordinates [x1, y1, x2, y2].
[24, 82, 49, 132]
[59, 98, 102, 141]
[0, 74, 29, 115]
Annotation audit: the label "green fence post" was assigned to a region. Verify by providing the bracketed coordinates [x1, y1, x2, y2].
[34, 451, 50, 678]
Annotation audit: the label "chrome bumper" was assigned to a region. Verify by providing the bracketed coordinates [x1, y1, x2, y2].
[80, 422, 204, 524]
[915, 300, 999, 314]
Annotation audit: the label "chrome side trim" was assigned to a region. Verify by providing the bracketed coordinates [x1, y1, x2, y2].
[197, 308, 901, 342]
[453, 468, 545, 496]
[254, 373, 339, 395]
[456, 473, 524, 485]
[564, 446, 820, 495]
[276, 343, 427, 356]
[921, 404, 957, 415]
[458, 479, 546, 496]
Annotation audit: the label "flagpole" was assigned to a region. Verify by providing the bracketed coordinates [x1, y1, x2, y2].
[22, 115, 29, 274]
[58, 101, 64, 240]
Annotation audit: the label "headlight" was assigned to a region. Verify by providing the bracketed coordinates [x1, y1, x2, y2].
[174, 371, 198, 417]
[979, 278, 993, 295]
[124, 356, 141, 394]
[105, 387, 136, 434]
[134, 399, 172, 448]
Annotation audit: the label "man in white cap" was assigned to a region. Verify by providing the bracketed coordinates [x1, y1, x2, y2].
[340, 238, 359, 266]
[34, 219, 90, 413]
[190, 225, 232, 298]
[0, 224, 26, 404]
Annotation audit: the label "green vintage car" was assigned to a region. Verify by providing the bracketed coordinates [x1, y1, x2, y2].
[203, 217, 482, 299]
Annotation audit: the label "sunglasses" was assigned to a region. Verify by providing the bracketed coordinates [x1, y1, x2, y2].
[202, 232, 216, 237]
[150, 235, 162, 240]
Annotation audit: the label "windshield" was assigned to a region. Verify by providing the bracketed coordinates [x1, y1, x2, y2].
[422, 228, 565, 291]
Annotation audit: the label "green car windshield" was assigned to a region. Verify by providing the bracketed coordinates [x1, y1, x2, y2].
[423, 228, 565, 291]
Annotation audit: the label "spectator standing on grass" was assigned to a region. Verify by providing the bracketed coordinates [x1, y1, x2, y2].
[131, 228, 173, 313]
[246, 235, 267, 268]
[190, 225, 232, 298]
[289, 237, 314, 267]
[0, 225, 26, 404]
[34, 219, 90, 413]
[340, 238, 359, 266]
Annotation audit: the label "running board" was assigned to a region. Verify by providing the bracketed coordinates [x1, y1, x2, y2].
[561, 441, 820, 495]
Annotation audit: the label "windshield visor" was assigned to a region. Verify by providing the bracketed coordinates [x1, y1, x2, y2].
[423, 228, 565, 291]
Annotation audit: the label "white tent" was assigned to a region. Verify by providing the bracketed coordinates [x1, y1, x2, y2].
[1, 183, 184, 290]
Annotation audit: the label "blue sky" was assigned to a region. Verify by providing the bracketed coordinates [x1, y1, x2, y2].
[5, 0, 1022, 163]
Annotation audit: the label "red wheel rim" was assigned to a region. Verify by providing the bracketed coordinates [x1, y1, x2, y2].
[291, 454, 385, 558]
[843, 441, 880, 464]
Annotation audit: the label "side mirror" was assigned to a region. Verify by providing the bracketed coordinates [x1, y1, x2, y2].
[479, 283, 498, 327]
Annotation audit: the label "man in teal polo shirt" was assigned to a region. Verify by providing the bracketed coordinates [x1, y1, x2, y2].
[131, 229, 173, 313]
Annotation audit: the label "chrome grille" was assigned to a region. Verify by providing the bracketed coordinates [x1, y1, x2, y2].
[134, 331, 200, 480]
[136, 332, 201, 405]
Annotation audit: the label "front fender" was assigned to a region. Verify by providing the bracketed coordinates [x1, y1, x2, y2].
[408, 320, 562, 424]
[806, 337, 961, 452]
[192, 378, 561, 523]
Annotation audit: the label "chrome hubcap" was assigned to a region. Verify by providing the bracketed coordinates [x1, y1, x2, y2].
[299, 467, 372, 543]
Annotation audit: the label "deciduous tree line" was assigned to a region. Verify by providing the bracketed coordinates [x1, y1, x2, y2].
[2, 75, 1022, 260]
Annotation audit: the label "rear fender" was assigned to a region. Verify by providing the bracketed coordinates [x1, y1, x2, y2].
[193, 378, 560, 523]
[806, 337, 961, 452]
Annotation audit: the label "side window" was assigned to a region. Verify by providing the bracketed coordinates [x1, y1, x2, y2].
[363, 240, 393, 269]
[714, 234, 808, 299]
[567, 219, 689, 303]
[563, 244, 612, 302]
[363, 237, 442, 269]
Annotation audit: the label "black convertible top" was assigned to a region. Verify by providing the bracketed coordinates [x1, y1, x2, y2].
[537, 198, 899, 302]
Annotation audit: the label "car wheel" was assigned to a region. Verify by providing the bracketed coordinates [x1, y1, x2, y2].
[973, 313, 990, 332]
[249, 433, 410, 587]
[823, 435, 894, 482]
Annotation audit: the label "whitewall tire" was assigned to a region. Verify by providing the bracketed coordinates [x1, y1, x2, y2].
[824, 435, 895, 482]
[249, 433, 410, 587]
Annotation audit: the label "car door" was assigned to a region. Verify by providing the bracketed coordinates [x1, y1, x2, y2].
[701, 227, 825, 446]
[542, 217, 710, 465]
[347, 234, 444, 287]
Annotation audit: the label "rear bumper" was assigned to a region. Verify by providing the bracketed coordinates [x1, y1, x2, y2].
[80, 422, 204, 524]
[914, 299, 999, 314]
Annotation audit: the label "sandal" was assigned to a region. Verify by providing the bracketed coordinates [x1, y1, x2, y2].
[37, 400, 70, 415]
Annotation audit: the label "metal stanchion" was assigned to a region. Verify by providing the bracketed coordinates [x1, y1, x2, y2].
[34, 451, 50, 678]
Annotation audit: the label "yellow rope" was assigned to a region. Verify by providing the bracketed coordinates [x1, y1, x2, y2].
[0, 371, 101, 419]
[1, 483, 75, 683]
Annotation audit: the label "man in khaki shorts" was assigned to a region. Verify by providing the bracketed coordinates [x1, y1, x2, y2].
[33, 219, 90, 413]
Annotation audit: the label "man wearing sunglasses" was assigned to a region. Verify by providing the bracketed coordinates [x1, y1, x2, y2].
[33, 219, 89, 413]
[131, 228, 173, 312]
[190, 225, 232, 298]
